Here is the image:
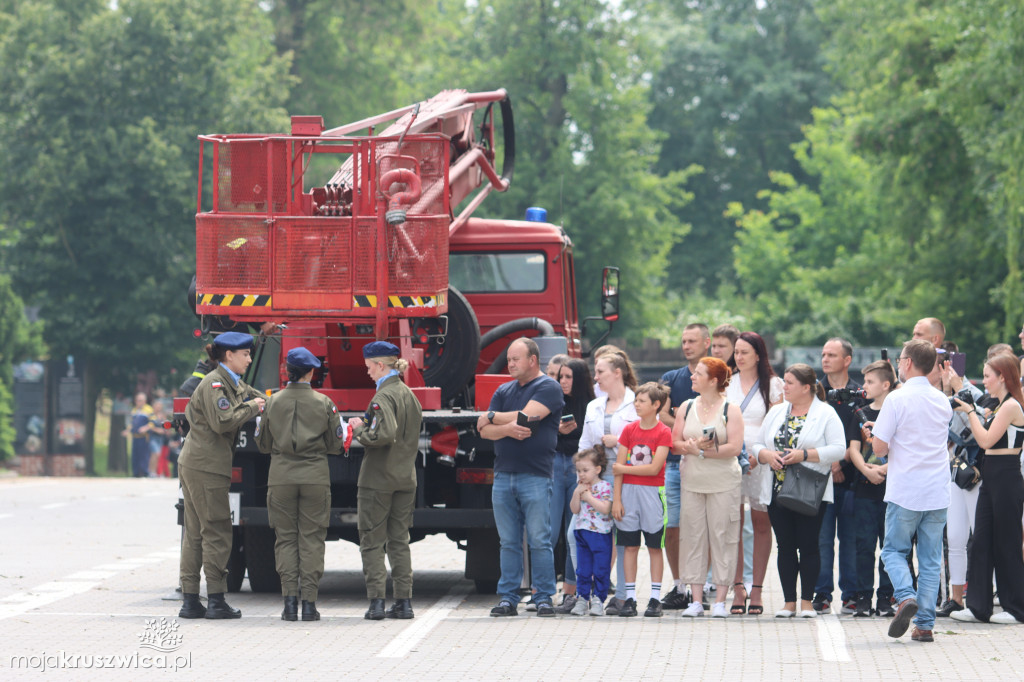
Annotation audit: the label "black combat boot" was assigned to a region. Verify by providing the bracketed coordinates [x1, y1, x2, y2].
[301, 600, 320, 621]
[365, 598, 386, 620]
[204, 593, 242, 619]
[282, 596, 298, 622]
[386, 599, 414, 619]
[179, 593, 206, 619]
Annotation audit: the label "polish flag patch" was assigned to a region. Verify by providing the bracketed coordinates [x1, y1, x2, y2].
[211, 382, 223, 389]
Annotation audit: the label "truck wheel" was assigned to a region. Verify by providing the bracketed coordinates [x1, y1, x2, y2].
[417, 286, 480, 404]
[474, 580, 498, 595]
[226, 527, 245, 593]
[243, 526, 281, 593]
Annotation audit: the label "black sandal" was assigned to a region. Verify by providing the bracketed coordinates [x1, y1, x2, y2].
[730, 583, 747, 615]
[748, 584, 764, 615]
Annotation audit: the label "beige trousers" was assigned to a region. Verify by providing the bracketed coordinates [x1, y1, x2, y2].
[679, 485, 741, 586]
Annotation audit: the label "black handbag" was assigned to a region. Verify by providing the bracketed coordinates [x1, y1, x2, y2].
[951, 452, 981, 491]
[776, 463, 830, 516]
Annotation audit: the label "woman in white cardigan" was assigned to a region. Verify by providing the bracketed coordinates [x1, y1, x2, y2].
[752, 363, 846, 619]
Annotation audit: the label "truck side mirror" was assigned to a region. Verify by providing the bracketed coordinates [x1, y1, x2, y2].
[601, 267, 619, 322]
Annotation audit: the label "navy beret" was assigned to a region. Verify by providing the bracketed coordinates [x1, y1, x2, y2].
[213, 331, 254, 350]
[286, 346, 321, 371]
[362, 341, 400, 359]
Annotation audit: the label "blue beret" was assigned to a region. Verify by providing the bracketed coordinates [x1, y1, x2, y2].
[286, 346, 321, 370]
[363, 341, 400, 359]
[213, 331, 254, 350]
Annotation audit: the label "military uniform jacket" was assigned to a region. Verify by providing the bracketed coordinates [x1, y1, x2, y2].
[352, 375, 423, 492]
[256, 383, 345, 486]
[179, 364, 263, 478]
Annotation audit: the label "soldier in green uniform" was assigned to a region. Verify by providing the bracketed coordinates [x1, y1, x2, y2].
[352, 341, 423, 620]
[177, 331, 266, 620]
[256, 347, 345, 622]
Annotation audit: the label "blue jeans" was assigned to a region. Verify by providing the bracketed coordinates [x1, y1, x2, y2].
[880, 503, 946, 630]
[550, 453, 577, 585]
[492, 472, 556, 604]
[815, 485, 857, 601]
[665, 461, 681, 528]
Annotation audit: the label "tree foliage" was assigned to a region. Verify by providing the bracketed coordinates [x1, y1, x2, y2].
[0, 0, 291, 387]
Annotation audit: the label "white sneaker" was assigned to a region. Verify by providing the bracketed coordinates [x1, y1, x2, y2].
[681, 602, 705, 618]
[991, 611, 1022, 624]
[589, 596, 604, 617]
[775, 609, 795, 618]
[570, 597, 589, 616]
[711, 602, 728, 618]
[798, 609, 816, 618]
[951, 609, 981, 623]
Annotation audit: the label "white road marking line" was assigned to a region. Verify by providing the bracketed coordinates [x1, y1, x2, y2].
[132, 557, 166, 564]
[376, 583, 470, 658]
[64, 570, 118, 581]
[93, 563, 130, 571]
[30, 581, 97, 593]
[40, 502, 68, 510]
[0, 513, 13, 520]
[816, 612, 851, 661]
[0, 582, 98, 621]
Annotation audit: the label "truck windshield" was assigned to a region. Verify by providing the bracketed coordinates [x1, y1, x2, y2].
[449, 252, 546, 293]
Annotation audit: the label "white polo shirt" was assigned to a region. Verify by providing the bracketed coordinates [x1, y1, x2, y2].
[872, 376, 953, 512]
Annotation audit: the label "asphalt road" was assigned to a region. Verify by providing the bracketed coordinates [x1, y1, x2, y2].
[0, 476, 1017, 681]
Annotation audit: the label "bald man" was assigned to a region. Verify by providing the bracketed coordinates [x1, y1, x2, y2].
[912, 318, 945, 348]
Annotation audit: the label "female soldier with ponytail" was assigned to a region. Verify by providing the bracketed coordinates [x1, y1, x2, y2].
[178, 332, 266, 620]
[352, 341, 423, 621]
[256, 347, 345, 623]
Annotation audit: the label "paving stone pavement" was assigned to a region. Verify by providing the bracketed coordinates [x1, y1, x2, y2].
[0, 477, 1019, 680]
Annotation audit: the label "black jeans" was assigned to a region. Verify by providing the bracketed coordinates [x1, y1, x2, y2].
[854, 496, 893, 600]
[967, 455, 1024, 621]
[768, 500, 827, 603]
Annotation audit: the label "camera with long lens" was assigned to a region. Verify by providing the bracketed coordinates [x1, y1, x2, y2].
[827, 387, 866, 403]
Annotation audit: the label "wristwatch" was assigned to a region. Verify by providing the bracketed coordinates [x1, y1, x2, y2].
[803, 449, 808, 462]
[487, 410, 496, 424]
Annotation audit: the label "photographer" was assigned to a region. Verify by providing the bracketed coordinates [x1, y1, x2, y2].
[950, 354, 1024, 624]
[813, 338, 863, 615]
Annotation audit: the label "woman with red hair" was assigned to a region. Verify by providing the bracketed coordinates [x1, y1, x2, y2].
[951, 353, 1024, 624]
[672, 356, 744, 617]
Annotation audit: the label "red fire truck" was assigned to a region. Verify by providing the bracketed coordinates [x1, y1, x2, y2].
[179, 89, 619, 593]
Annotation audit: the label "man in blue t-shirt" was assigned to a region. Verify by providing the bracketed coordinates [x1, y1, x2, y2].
[657, 322, 709, 609]
[478, 337, 564, 618]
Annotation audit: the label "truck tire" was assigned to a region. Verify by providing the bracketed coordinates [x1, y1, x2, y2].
[243, 526, 281, 593]
[417, 286, 480, 404]
[226, 527, 245, 593]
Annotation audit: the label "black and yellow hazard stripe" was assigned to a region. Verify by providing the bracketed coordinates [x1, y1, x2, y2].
[197, 293, 273, 307]
[352, 295, 439, 308]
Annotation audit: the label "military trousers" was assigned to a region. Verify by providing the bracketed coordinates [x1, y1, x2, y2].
[267, 484, 330, 601]
[358, 487, 415, 600]
[179, 464, 233, 594]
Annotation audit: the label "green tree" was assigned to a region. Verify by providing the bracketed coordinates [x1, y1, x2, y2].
[646, 0, 835, 293]
[0, 0, 291, 468]
[0, 272, 41, 459]
[814, 0, 1005, 358]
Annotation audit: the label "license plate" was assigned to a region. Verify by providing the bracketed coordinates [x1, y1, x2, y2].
[229, 492, 240, 526]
